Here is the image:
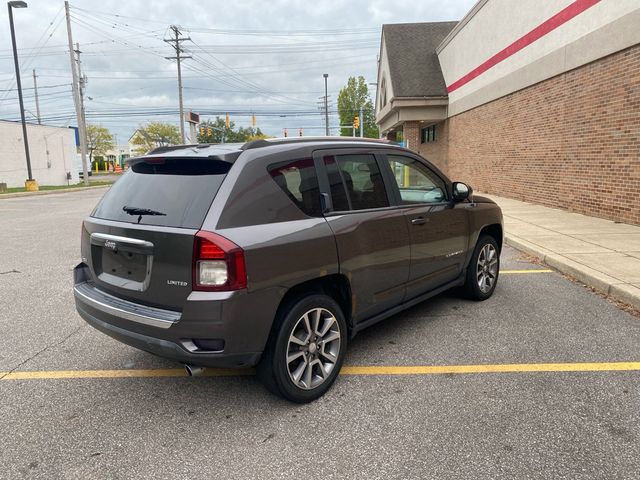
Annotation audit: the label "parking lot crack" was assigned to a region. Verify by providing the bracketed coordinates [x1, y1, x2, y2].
[0, 324, 86, 380]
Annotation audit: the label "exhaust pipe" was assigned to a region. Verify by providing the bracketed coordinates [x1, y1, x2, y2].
[184, 364, 205, 376]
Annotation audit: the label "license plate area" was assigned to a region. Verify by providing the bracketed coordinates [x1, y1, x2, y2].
[90, 233, 154, 292]
[101, 249, 147, 282]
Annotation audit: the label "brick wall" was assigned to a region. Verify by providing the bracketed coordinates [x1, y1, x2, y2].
[403, 121, 421, 154]
[418, 121, 449, 173]
[403, 121, 449, 173]
[444, 44, 640, 225]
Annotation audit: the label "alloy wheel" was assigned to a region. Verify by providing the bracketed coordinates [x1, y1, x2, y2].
[286, 307, 341, 390]
[476, 243, 498, 293]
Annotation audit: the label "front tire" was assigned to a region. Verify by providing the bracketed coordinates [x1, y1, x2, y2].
[463, 235, 500, 301]
[257, 294, 347, 403]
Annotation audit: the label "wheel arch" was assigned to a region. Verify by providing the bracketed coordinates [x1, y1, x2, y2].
[479, 223, 503, 252]
[271, 274, 353, 338]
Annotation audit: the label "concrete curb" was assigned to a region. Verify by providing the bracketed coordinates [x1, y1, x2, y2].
[0, 184, 111, 199]
[505, 234, 640, 311]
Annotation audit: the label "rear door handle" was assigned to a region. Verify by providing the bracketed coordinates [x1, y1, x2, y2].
[411, 217, 428, 225]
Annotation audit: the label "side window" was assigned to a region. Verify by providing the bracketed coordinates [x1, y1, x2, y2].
[324, 154, 389, 211]
[387, 155, 447, 204]
[268, 158, 322, 217]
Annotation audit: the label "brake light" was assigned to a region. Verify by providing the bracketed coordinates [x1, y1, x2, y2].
[143, 156, 166, 165]
[193, 231, 247, 291]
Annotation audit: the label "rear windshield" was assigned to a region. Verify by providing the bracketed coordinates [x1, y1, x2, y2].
[92, 158, 230, 229]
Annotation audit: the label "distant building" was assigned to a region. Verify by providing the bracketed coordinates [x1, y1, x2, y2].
[0, 120, 78, 188]
[103, 144, 132, 167]
[376, 0, 640, 225]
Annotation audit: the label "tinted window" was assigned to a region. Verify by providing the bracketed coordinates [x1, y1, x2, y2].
[325, 154, 389, 211]
[92, 158, 230, 228]
[387, 155, 447, 204]
[323, 155, 350, 211]
[268, 158, 321, 217]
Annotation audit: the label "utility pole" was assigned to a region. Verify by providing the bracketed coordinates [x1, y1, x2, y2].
[75, 43, 90, 168]
[323, 73, 329, 136]
[32, 69, 41, 124]
[65, 1, 89, 185]
[359, 106, 363, 138]
[164, 25, 191, 144]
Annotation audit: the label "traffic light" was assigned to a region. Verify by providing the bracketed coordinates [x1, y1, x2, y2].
[298, 128, 303, 137]
[199, 127, 204, 136]
[207, 128, 212, 136]
[225, 114, 230, 129]
[251, 115, 256, 127]
[353, 115, 360, 130]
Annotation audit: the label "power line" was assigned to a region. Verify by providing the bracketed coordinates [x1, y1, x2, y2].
[71, 6, 379, 35]
[0, 6, 65, 103]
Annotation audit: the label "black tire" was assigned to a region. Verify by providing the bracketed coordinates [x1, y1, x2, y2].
[462, 235, 500, 301]
[257, 294, 347, 403]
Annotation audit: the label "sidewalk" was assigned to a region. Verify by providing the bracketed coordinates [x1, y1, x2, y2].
[484, 194, 640, 310]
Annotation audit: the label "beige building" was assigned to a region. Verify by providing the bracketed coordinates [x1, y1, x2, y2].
[375, 0, 640, 225]
[0, 120, 78, 188]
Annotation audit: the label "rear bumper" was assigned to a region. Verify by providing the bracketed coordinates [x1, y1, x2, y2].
[74, 263, 277, 368]
[76, 301, 261, 368]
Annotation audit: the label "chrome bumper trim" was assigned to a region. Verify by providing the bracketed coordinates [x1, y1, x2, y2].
[74, 282, 180, 329]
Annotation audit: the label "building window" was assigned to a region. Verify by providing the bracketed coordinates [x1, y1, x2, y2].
[421, 125, 436, 143]
[380, 78, 387, 109]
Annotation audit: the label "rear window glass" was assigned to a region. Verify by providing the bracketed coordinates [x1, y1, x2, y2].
[92, 158, 230, 228]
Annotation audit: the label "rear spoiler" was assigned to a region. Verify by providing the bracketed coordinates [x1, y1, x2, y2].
[126, 151, 242, 166]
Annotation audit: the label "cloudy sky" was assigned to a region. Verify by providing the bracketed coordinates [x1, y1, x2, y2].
[0, 0, 475, 143]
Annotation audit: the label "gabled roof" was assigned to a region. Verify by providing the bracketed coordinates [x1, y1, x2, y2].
[382, 21, 458, 98]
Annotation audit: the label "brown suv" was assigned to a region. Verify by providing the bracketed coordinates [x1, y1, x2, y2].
[74, 137, 503, 402]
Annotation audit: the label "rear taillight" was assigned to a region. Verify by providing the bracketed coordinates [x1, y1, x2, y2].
[193, 230, 247, 291]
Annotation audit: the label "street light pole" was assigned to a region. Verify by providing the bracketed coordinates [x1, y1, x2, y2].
[8, 1, 34, 187]
[323, 74, 329, 136]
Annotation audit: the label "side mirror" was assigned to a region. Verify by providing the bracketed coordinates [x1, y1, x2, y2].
[452, 182, 472, 202]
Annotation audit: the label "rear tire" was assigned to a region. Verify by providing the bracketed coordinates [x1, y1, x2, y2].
[463, 235, 500, 301]
[257, 294, 347, 403]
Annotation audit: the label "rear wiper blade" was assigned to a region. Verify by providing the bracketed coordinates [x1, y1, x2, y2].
[122, 206, 166, 216]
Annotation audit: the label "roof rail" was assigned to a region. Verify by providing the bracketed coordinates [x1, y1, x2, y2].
[241, 136, 398, 150]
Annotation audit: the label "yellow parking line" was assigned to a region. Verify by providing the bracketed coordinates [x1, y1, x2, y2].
[1, 362, 639, 381]
[501, 269, 553, 274]
[339, 362, 640, 375]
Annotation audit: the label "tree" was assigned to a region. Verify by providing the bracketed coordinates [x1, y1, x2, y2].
[197, 117, 267, 144]
[131, 122, 181, 155]
[337, 76, 378, 138]
[86, 124, 114, 163]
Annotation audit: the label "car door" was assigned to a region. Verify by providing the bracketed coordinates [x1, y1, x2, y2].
[382, 153, 470, 300]
[314, 149, 411, 324]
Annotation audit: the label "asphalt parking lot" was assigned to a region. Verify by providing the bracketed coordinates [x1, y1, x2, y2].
[1, 189, 639, 480]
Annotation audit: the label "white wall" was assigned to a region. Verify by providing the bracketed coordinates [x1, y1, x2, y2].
[0, 121, 78, 188]
[375, 35, 396, 125]
[438, 0, 640, 116]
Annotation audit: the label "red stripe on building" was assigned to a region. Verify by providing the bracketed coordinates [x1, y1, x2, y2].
[446, 0, 601, 93]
